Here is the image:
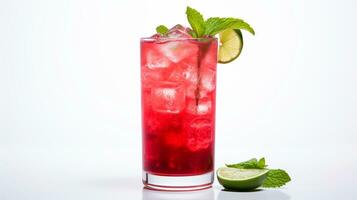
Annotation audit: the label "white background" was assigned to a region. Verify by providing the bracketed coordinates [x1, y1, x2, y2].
[1, 0, 356, 199]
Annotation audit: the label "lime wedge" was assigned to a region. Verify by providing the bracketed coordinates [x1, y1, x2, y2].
[218, 29, 243, 63]
[217, 167, 269, 191]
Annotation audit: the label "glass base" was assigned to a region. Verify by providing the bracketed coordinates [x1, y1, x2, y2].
[142, 171, 214, 191]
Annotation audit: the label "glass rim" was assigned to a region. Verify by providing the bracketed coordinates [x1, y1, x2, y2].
[140, 37, 218, 42]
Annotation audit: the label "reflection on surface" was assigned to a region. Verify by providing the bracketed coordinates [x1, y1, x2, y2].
[218, 189, 290, 200]
[142, 188, 214, 200]
[83, 177, 140, 190]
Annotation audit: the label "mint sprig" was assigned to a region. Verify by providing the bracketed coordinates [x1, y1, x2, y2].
[156, 25, 169, 35]
[185, 6, 255, 38]
[186, 7, 205, 37]
[262, 169, 291, 188]
[226, 157, 291, 188]
[153, 7, 255, 38]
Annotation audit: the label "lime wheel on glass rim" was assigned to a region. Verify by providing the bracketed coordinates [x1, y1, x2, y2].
[218, 29, 244, 64]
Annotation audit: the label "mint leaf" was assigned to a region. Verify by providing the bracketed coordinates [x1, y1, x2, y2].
[186, 6, 205, 37]
[258, 157, 266, 168]
[156, 25, 169, 35]
[262, 169, 291, 188]
[226, 158, 265, 169]
[204, 17, 255, 36]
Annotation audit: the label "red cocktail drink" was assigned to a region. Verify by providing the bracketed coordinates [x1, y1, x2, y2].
[141, 26, 217, 190]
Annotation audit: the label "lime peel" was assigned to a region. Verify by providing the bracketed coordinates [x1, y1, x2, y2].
[217, 167, 269, 191]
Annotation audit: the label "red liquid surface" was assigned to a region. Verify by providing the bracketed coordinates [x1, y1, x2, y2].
[141, 38, 217, 176]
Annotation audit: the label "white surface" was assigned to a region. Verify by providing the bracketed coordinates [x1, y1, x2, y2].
[1, 145, 357, 199]
[1, 0, 357, 199]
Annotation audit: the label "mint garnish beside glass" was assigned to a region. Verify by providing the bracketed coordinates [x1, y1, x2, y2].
[217, 157, 291, 190]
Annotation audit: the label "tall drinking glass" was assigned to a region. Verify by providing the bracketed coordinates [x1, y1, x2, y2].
[141, 37, 217, 191]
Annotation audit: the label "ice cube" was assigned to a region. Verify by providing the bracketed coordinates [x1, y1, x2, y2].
[168, 62, 198, 84]
[156, 25, 198, 63]
[157, 40, 199, 63]
[166, 24, 193, 39]
[167, 60, 201, 99]
[145, 49, 171, 69]
[151, 82, 185, 113]
[185, 118, 213, 151]
[156, 24, 198, 63]
[141, 61, 174, 88]
[141, 67, 163, 88]
[186, 97, 212, 115]
[200, 68, 216, 92]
